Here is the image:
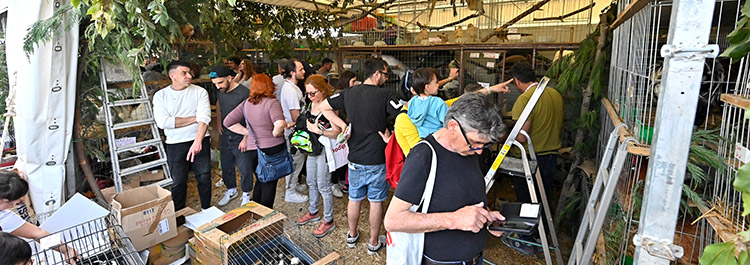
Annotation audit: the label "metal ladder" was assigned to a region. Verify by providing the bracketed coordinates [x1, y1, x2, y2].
[99, 59, 172, 193]
[567, 124, 636, 265]
[484, 77, 563, 265]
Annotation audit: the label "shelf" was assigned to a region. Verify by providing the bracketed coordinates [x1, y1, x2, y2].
[602, 98, 652, 156]
[338, 42, 580, 52]
[609, 0, 652, 31]
[720, 94, 750, 109]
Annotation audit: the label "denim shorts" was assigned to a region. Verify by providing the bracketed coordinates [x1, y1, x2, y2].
[347, 162, 388, 202]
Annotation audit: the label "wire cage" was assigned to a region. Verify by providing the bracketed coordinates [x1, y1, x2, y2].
[226, 220, 343, 265]
[29, 214, 145, 265]
[339, 0, 596, 46]
[599, 0, 745, 264]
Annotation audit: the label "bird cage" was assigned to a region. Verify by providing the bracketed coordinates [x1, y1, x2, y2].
[29, 214, 145, 265]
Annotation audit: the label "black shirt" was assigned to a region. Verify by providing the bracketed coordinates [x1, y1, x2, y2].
[394, 135, 488, 261]
[218, 84, 250, 137]
[327, 84, 400, 165]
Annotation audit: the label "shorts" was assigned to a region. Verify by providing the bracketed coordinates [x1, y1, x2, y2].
[347, 162, 388, 202]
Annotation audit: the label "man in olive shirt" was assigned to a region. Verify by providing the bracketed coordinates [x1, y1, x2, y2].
[508, 62, 563, 254]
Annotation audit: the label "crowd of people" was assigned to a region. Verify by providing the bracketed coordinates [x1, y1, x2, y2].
[0, 54, 562, 264]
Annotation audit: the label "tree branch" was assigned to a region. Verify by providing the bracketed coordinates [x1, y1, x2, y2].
[533, 2, 595, 22]
[417, 10, 484, 30]
[480, 0, 551, 42]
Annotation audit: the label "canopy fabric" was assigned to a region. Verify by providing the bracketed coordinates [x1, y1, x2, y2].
[245, 0, 360, 17]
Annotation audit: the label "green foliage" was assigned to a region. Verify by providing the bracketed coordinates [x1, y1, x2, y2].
[700, 241, 750, 265]
[721, 1, 750, 60]
[735, 162, 750, 216]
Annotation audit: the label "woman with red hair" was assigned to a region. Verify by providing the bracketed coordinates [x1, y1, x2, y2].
[223, 74, 287, 208]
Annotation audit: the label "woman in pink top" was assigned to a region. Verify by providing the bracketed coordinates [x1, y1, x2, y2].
[223, 74, 287, 208]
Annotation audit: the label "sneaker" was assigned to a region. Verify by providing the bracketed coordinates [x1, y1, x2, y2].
[296, 212, 321, 226]
[313, 221, 335, 238]
[285, 190, 308, 203]
[342, 183, 349, 193]
[367, 235, 387, 255]
[217, 190, 238, 206]
[346, 231, 359, 248]
[240, 193, 251, 206]
[500, 234, 536, 256]
[331, 184, 344, 198]
[295, 183, 308, 193]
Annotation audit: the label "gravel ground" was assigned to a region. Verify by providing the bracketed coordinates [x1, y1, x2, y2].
[184, 163, 550, 265]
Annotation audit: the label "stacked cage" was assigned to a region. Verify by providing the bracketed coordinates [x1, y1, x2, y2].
[29, 215, 144, 265]
[599, 0, 743, 264]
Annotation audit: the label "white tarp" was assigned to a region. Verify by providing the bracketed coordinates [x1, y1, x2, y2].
[6, 0, 78, 216]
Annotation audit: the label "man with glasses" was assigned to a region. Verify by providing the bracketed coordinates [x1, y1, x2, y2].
[506, 62, 564, 255]
[279, 59, 309, 203]
[319, 57, 401, 254]
[384, 93, 508, 265]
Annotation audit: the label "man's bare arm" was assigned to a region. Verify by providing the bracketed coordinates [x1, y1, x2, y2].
[515, 121, 532, 143]
[174, 116, 197, 128]
[318, 99, 347, 130]
[384, 197, 495, 234]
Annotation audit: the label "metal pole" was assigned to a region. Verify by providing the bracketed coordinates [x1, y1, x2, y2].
[633, 0, 718, 264]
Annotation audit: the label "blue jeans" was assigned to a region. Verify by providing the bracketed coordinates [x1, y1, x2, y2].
[306, 154, 334, 222]
[166, 138, 212, 210]
[347, 162, 388, 202]
[220, 134, 254, 192]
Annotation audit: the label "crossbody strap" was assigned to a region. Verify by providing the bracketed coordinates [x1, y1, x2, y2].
[416, 140, 438, 214]
[241, 101, 259, 146]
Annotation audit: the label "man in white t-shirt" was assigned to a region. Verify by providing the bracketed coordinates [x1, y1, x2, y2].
[278, 59, 309, 203]
[272, 59, 287, 97]
[153, 60, 212, 211]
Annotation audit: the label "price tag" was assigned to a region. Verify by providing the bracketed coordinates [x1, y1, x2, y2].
[484, 52, 499, 59]
[735, 143, 750, 164]
[158, 219, 170, 235]
[520, 203, 540, 218]
[343, 64, 352, 69]
[470, 53, 480, 58]
[486, 62, 496, 68]
[508, 28, 518, 33]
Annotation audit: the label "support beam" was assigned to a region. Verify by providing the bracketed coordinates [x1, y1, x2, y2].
[633, 0, 718, 264]
[609, 0, 652, 31]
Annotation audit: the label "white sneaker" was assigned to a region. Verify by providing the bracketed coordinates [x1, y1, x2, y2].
[332, 184, 344, 198]
[218, 190, 238, 206]
[285, 190, 308, 203]
[295, 184, 307, 193]
[241, 193, 251, 206]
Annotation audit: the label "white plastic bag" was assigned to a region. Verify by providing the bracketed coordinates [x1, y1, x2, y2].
[386, 141, 437, 265]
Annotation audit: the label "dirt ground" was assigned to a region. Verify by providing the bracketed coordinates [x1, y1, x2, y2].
[183, 163, 553, 265]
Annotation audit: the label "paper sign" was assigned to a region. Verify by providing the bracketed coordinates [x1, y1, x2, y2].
[343, 64, 352, 69]
[115, 137, 136, 148]
[508, 28, 518, 33]
[520, 203, 540, 218]
[484, 52, 500, 59]
[470, 53, 480, 58]
[40, 233, 61, 250]
[486, 62, 496, 68]
[158, 219, 170, 235]
[184, 207, 224, 231]
[477, 82, 490, 88]
[736, 143, 750, 164]
[508, 34, 522, 40]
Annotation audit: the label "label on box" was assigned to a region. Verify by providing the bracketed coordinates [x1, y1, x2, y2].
[508, 34, 522, 40]
[40, 233, 61, 250]
[520, 203, 540, 218]
[735, 143, 750, 164]
[470, 53, 480, 58]
[484, 52, 500, 59]
[158, 219, 170, 235]
[486, 62, 495, 68]
[343, 64, 352, 69]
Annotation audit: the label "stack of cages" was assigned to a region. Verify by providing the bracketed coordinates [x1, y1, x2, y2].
[599, 0, 743, 264]
[226, 221, 343, 265]
[29, 215, 145, 265]
[241, 48, 336, 76]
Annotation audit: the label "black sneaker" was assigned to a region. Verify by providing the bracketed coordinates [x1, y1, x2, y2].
[342, 183, 349, 193]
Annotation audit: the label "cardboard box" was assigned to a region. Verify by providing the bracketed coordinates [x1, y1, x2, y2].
[139, 169, 166, 183]
[192, 202, 286, 265]
[147, 207, 197, 265]
[112, 185, 178, 251]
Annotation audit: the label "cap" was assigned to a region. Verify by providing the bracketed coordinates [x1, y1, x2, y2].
[209, 65, 234, 78]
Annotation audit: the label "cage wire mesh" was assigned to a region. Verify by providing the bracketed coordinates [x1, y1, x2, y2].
[599, 0, 744, 264]
[226, 219, 343, 265]
[339, 0, 595, 46]
[29, 215, 144, 265]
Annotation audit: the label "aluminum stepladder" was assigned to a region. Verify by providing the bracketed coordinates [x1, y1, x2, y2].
[567, 124, 636, 265]
[99, 59, 172, 193]
[484, 77, 563, 265]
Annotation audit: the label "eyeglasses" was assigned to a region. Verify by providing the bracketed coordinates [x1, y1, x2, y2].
[378, 70, 389, 79]
[306, 90, 319, 97]
[454, 119, 492, 152]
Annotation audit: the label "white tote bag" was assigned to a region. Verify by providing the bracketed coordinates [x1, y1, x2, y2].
[386, 140, 437, 265]
[320, 135, 349, 172]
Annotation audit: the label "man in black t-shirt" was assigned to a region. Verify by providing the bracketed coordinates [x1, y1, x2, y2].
[210, 66, 254, 207]
[384, 93, 508, 264]
[319, 58, 401, 254]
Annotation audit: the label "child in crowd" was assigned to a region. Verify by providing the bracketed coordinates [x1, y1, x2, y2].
[406, 68, 448, 138]
[0, 232, 32, 265]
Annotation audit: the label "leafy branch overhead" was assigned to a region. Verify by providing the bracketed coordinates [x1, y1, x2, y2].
[721, 1, 750, 59]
